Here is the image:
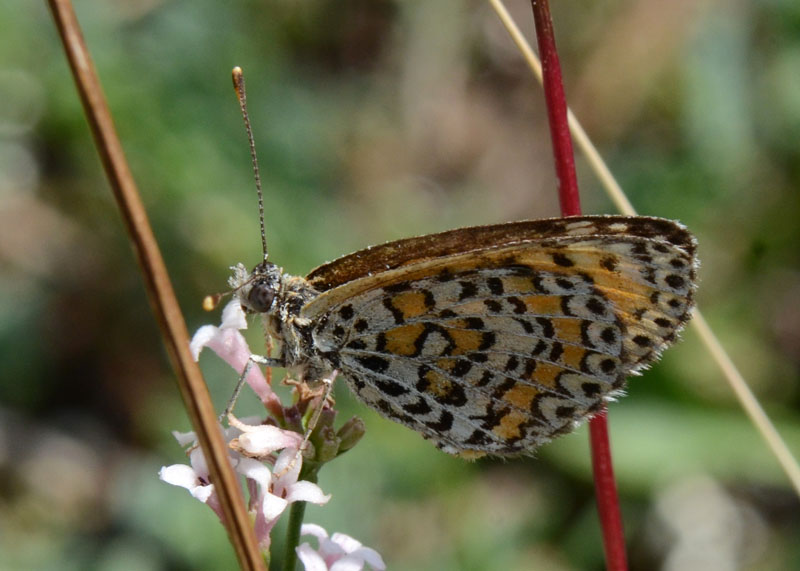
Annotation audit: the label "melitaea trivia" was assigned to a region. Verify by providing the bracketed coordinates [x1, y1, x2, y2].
[224, 68, 697, 459]
[229, 215, 697, 458]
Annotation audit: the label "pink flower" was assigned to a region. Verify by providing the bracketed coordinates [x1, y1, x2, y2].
[159, 427, 330, 551]
[163, 291, 372, 561]
[297, 524, 386, 571]
[158, 427, 238, 520]
[230, 420, 305, 457]
[190, 299, 277, 406]
[238, 448, 331, 550]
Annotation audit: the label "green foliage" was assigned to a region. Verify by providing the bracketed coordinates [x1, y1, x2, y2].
[1, 1, 798, 569]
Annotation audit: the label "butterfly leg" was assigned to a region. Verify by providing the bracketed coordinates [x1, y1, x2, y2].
[272, 369, 339, 479]
[219, 354, 285, 422]
[298, 369, 338, 453]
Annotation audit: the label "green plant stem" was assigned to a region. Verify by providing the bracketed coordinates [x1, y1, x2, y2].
[283, 500, 307, 570]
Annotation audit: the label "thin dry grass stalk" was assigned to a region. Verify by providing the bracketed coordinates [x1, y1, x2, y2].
[46, 1, 265, 568]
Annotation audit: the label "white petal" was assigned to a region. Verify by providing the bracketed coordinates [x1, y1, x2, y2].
[296, 543, 328, 571]
[159, 464, 198, 489]
[272, 448, 302, 492]
[261, 492, 289, 522]
[331, 532, 362, 553]
[286, 481, 331, 506]
[190, 301, 247, 362]
[190, 483, 215, 503]
[237, 457, 271, 489]
[301, 523, 330, 541]
[188, 446, 210, 479]
[189, 325, 220, 360]
[171, 430, 197, 447]
[317, 537, 346, 561]
[221, 299, 248, 330]
[159, 464, 214, 503]
[348, 548, 385, 570]
[330, 555, 366, 571]
[238, 426, 304, 456]
[237, 415, 266, 428]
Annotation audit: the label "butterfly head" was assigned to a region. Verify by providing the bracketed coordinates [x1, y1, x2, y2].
[229, 261, 283, 315]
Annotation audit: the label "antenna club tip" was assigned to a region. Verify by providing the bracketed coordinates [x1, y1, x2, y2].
[232, 67, 244, 91]
[203, 294, 221, 312]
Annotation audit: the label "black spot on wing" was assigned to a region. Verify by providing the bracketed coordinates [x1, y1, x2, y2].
[600, 359, 617, 374]
[452, 359, 472, 378]
[552, 252, 574, 267]
[536, 317, 555, 339]
[484, 299, 503, 313]
[465, 430, 492, 447]
[355, 355, 390, 374]
[479, 331, 496, 351]
[514, 318, 534, 334]
[601, 327, 617, 344]
[477, 370, 494, 387]
[382, 297, 405, 324]
[375, 378, 408, 397]
[458, 280, 478, 301]
[600, 256, 618, 272]
[665, 274, 685, 289]
[507, 296, 527, 314]
[383, 282, 412, 294]
[402, 396, 431, 415]
[531, 340, 548, 357]
[347, 339, 367, 351]
[469, 352, 489, 363]
[338, 304, 354, 321]
[505, 355, 519, 372]
[555, 277, 575, 290]
[425, 410, 454, 432]
[585, 297, 606, 315]
[487, 277, 504, 295]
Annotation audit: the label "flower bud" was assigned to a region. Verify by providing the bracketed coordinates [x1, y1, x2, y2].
[336, 417, 366, 455]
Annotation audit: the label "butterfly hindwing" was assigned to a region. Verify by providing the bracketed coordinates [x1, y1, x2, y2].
[302, 216, 697, 456]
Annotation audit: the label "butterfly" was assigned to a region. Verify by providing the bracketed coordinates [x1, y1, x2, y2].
[228, 214, 697, 458]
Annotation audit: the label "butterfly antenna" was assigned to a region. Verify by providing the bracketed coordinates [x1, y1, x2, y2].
[232, 67, 269, 262]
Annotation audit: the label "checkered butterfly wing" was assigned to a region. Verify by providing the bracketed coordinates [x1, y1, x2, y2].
[303, 216, 697, 456]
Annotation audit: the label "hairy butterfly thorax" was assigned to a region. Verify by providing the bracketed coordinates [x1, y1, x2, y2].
[229, 261, 333, 383]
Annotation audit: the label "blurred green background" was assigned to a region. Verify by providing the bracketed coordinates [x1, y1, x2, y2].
[2, 1, 799, 569]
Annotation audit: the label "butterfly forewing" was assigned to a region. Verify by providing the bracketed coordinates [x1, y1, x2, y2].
[302, 216, 697, 456]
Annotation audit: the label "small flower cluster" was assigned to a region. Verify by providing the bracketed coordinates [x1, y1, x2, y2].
[159, 300, 383, 570]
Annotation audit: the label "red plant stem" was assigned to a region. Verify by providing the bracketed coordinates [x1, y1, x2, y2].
[589, 410, 628, 570]
[530, 0, 580, 218]
[529, 2, 628, 570]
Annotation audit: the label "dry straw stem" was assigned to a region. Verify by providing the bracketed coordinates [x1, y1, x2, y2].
[490, 0, 800, 497]
[46, 1, 265, 568]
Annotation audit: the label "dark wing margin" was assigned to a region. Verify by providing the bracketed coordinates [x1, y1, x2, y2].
[305, 215, 695, 291]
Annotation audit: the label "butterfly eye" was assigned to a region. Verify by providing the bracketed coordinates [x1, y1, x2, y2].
[247, 279, 276, 313]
